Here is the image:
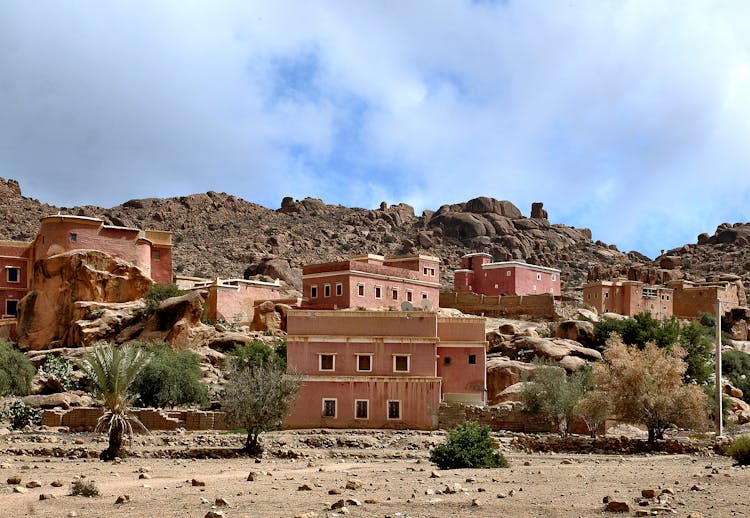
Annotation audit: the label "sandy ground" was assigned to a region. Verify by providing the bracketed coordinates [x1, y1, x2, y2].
[1, 429, 748, 518]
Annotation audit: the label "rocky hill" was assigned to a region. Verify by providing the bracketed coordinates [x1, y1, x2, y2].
[2, 177, 748, 291]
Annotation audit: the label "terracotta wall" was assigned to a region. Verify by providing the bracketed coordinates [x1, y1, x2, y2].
[288, 310, 438, 337]
[436, 345, 485, 402]
[207, 282, 281, 324]
[282, 377, 441, 430]
[439, 291, 557, 318]
[671, 283, 741, 318]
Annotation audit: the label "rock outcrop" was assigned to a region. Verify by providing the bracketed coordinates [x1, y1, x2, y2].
[16, 250, 152, 350]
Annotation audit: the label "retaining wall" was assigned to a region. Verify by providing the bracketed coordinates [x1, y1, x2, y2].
[439, 291, 557, 319]
[41, 407, 230, 432]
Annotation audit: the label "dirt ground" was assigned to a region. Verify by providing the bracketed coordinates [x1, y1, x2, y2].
[1, 428, 748, 518]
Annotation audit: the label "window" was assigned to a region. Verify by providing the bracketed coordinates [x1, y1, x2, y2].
[443, 356, 452, 365]
[505, 270, 511, 277]
[551, 274, 557, 281]
[406, 290, 413, 302]
[356, 354, 372, 372]
[423, 267, 428, 275]
[387, 400, 401, 420]
[393, 355, 410, 373]
[421, 292, 428, 300]
[355, 400, 369, 419]
[153, 250, 161, 260]
[319, 354, 335, 371]
[468, 354, 477, 365]
[428, 267, 435, 277]
[357, 284, 365, 297]
[69, 233, 77, 242]
[5, 300, 18, 317]
[310, 285, 318, 298]
[604, 292, 609, 299]
[536, 273, 542, 281]
[6, 267, 20, 283]
[391, 288, 398, 300]
[324, 284, 331, 297]
[374, 286, 382, 299]
[322, 399, 337, 418]
[336, 283, 343, 296]
[494, 283, 498, 289]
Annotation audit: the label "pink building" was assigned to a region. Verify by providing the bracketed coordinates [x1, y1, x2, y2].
[582, 280, 673, 318]
[284, 310, 486, 430]
[182, 277, 283, 325]
[454, 253, 561, 296]
[302, 254, 441, 310]
[0, 215, 173, 322]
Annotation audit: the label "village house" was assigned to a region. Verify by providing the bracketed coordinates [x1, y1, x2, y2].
[667, 278, 745, 318]
[582, 279, 674, 318]
[301, 254, 441, 310]
[285, 254, 487, 430]
[453, 252, 561, 297]
[0, 214, 172, 321]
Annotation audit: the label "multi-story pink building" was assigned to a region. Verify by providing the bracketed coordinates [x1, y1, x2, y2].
[302, 254, 441, 310]
[284, 311, 486, 430]
[453, 253, 561, 296]
[0, 214, 173, 321]
[582, 280, 673, 318]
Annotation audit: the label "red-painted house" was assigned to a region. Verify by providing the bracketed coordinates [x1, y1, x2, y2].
[453, 253, 561, 296]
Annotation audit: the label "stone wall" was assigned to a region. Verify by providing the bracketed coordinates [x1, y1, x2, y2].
[42, 407, 230, 432]
[439, 291, 557, 319]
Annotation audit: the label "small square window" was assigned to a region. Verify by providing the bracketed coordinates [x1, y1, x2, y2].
[374, 286, 382, 299]
[153, 249, 161, 260]
[324, 284, 331, 297]
[392, 288, 398, 300]
[393, 355, 409, 373]
[536, 273, 542, 281]
[505, 270, 511, 277]
[336, 283, 343, 296]
[421, 292, 428, 300]
[69, 233, 77, 242]
[356, 354, 372, 372]
[310, 285, 318, 298]
[357, 284, 365, 297]
[468, 354, 477, 365]
[319, 354, 335, 371]
[605, 292, 609, 299]
[387, 400, 401, 420]
[355, 400, 369, 419]
[6, 267, 20, 283]
[443, 356, 452, 366]
[322, 399, 337, 418]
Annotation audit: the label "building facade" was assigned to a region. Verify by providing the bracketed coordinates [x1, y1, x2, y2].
[668, 279, 744, 318]
[582, 280, 673, 318]
[0, 214, 173, 320]
[283, 310, 486, 430]
[301, 254, 441, 310]
[453, 253, 561, 297]
[181, 276, 283, 325]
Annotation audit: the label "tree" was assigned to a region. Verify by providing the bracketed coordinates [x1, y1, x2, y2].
[574, 389, 611, 438]
[0, 339, 35, 396]
[79, 344, 152, 460]
[595, 335, 708, 443]
[429, 421, 508, 469]
[679, 321, 714, 384]
[522, 360, 587, 437]
[221, 362, 301, 455]
[130, 342, 208, 408]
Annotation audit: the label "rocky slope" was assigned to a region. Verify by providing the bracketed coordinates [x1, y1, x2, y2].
[2, 177, 748, 290]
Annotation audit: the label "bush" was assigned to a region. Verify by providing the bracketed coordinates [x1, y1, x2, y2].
[0, 339, 35, 396]
[39, 354, 74, 390]
[522, 360, 588, 437]
[727, 435, 750, 466]
[130, 342, 208, 408]
[70, 479, 100, 497]
[143, 282, 184, 317]
[722, 351, 750, 404]
[1, 400, 41, 429]
[429, 421, 508, 470]
[228, 340, 287, 371]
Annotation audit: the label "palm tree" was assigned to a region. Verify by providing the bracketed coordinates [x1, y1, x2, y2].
[80, 343, 151, 460]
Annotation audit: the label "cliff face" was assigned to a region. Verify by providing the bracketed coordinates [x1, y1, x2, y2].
[2, 177, 748, 290]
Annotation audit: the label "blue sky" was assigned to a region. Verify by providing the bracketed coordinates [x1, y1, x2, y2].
[2, 1, 750, 258]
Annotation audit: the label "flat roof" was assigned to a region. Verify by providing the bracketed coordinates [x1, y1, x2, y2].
[40, 214, 104, 226]
[481, 261, 561, 274]
[461, 252, 492, 258]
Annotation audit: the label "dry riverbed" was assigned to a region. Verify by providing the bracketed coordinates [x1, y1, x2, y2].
[1, 428, 748, 517]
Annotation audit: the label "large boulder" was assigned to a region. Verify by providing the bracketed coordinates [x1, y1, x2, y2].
[16, 250, 152, 350]
[555, 320, 596, 348]
[245, 257, 301, 291]
[510, 336, 601, 363]
[70, 301, 145, 347]
[138, 291, 215, 350]
[486, 357, 538, 405]
[23, 392, 93, 409]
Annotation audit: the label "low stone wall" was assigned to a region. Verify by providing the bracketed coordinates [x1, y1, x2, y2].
[438, 402, 596, 435]
[513, 434, 715, 455]
[439, 291, 557, 319]
[42, 407, 230, 432]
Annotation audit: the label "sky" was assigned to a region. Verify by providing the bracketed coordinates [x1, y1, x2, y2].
[2, 1, 750, 258]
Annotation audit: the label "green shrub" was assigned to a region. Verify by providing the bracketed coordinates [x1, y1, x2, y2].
[130, 342, 208, 408]
[1, 400, 41, 429]
[39, 354, 74, 390]
[0, 340, 35, 396]
[70, 479, 100, 497]
[429, 421, 508, 470]
[143, 282, 185, 317]
[722, 351, 750, 404]
[727, 435, 750, 466]
[228, 340, 287, 371]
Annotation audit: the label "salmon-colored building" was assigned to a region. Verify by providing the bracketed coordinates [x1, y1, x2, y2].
[0, 214, 173, 321]
[582, 280, 673, 318]
[182, 277, 283, 325]
[667, 279, 744, 318]
[284, 310, 486, 430]
[302, 254, 441, 310]
[454, 253, 561, 296]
